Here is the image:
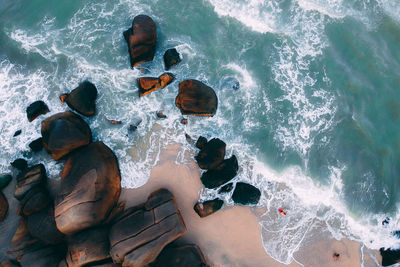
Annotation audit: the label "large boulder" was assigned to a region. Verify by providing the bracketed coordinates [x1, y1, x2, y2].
[163, 48, 181, 70]
[123, 15, 157, 68]
[194, 198, 223, 218]
[26, 101, 49, 122]
[109, 189, 186, 266]
[175, 80, 218, 116]
[54, 141, 121, 235]
[61, 81, 98, 117]
[0, 192, 8, 222]
[137, 73, 174, 97]
[66, 226, 110, 267]
[20, 187, 50, 216]
[27, 206, 64, 244]
[231, 182, 261, 205]
[28, 138, 43, 152]
[200, 155, 238, 189]
[41, 111, 92, 160]
[14, 164, 47, 201]
[380, 248, 400, 266]
[19, 244, 66, 267]
[151, 243, 207, 267]
[195, 138, 226, 170]
[8, 219, 41, 260]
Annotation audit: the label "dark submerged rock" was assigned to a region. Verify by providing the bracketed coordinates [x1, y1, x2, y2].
[0, 192, 8, 222]
[0, 174, 12, 189]
[63, 81, 98, 117]
[55, 141, 121, 235]
[128, 117, 142, 132]
[195, 136, 207, 150]
[163, 48, 181, 70]
[232, 182, 261, 205]
[200, 155, 238, 189]
[151, 243, 207, 267]
[14, 164, 47, 201]
[109, 189, 186, 265]
[218, 183, 234, 194]
[41, 111, 92, 160]
[175, 80, 218, 116]
[11, 158, 28, 171]
[26, 101, 49, 122]
[194, 198, 223, 218]
[124, 15, 157, 68]
[381, 248, 400, 266]
[13, 130, 22, 137]
[28, 137, 43, 152]
[27, 206, 65, 244]
[195, 138, 226, 170]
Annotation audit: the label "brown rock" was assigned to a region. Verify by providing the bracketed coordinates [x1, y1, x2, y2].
[151, 243, 208, 267]
[14, 164, 47, 201]
[195, 138, 226, 170]
[175, 80, 218, 116]
[20, 187, 50, 216]
[137, 73, 175, 97]
[180, 118, 188, 125]
[27, 207, 64, 244]
[200, 155, 239, 189]
[63, 81, 98, 117]
[156, 111, 167, 119]
[0, 192, 8, 222]
[159, 73, 174, 88]
[55, 141, 121, 235]
[26, 101, 49, 122]
[109, 189, 186, 266]
[123, 15, 157, 68]
[66, 226, 110, 267]
[194, 198, 224, 218]
[195, 136, 207, 150]
[41, 111, 92, 160]
[8, 219, 40, 259]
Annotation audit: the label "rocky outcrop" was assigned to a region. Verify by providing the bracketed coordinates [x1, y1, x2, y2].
[195, 138, 226, 170]
[28, 138, 43, 152]
[175, 80, 218, 116]
[124, 15, 157, 68]
[200, 155, 238, 189]
[19, 187, 50, 216]
[26, 101, 49, 122]
[14, 164, 47, 201]
[0, 192, 8, 222]
[163, 48, 181, 70]
[55, 141, 121, 235]
[231, 182, 261, 205]
[137, 73, 175, 97]
[61, 81, 98, 117]
[151, 243, 207, 267]
[109, 189, 186, 266]
[27, 206, 64, 244]
[194, 198, 223, 218]
[41, 111, 92, 160]
[66, 226, 110, 267]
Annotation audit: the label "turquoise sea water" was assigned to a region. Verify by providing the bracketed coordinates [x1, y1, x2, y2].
[1, 0, 400, 264]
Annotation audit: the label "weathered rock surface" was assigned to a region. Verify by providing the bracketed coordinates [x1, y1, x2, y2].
[11, 158, 28, 171]
[8, 219, 41, 259]
[231, 182, 261, 205]
[163, 48, 181, 70]
[29, 138, 43, 152]
[381, 248, 400, 266]
[194, 198, 223, 218]
[0, 192, 8, 222]
[195, 136, 207, 150]
[20, 187, 50, 216]
[175, 80, 218, 116]
[19, 244, 66, 267]
[124, 15, 157, 68]
[26, 101, 49, 122]
[151, 243, 207, 267]
[137, 73, 174, 97]
[200, 155, 238, 189]
[66, 226, 110, 267]
[41, 111, 92, 160]
[62, 81, 98, 117]
[14, 164, 47, 201]
[55, 141, 121, 235]
[27, 207, 64, 244]
[109, 189, 186, 266]
[195, 138, 226, 170]
[0, 174, 12, 189]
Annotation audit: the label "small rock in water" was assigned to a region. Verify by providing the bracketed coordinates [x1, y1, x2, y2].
[231, 182, 261, 205]
[0, 174, 12, 190]
[195, 136, 208, 150]
[156, 111, 167, 118]
[180, 118, 188, 125]
[218, 183, 234, 194]
[0, 192, 8, 222]
[107, 118, 122, 124]
[26, 101, 49, 122]
[194, 198, 223, 217]
[128, 117, 142, 132]
[28, 138, 43, 152]
[185, 133, 195, 145]
[164, 48, 181, 70]
[11, 158, 28, 171]
[13, 130, 22, 137]
[220, 76, 240, 91]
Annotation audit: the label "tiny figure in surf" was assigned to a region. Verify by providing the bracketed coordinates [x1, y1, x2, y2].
[333, 252, 340, 261]
[278, 208, 287, 216]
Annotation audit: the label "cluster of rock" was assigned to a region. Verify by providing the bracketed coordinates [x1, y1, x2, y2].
[191, 137, 261, 217]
